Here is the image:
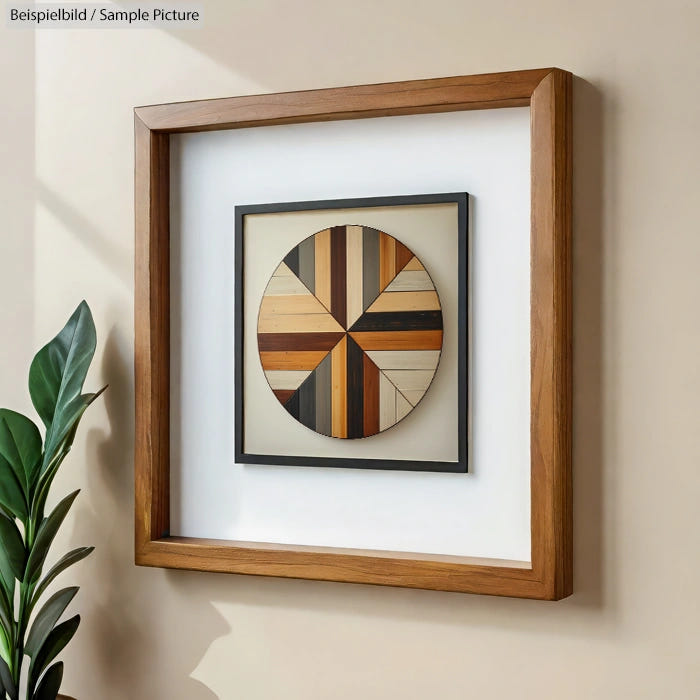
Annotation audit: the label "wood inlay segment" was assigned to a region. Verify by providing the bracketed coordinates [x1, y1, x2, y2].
[258, 225, 443, 438]
[331, 335, 348, 438]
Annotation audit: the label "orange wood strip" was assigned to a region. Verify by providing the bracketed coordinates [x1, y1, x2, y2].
[273, 389, 295, 405]
[395, 240, 414, 273]
[314, 228, 331, 310]
[259, 350, 330, 371]
[379, 233, 396, 290]
[350, 330, 443, 351]
[331, 335, 347, 437]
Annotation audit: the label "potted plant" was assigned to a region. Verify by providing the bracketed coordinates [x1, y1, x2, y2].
[0, 302, 104, 700]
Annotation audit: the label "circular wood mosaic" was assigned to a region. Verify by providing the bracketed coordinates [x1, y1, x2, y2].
[257, 225, 443, 438]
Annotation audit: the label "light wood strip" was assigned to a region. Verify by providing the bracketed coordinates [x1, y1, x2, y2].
[265, 275, 310, 296]
[264, 370, 311, 390]
[396, 392, 412, 421]
[366, 291, 440, 313]
[258, 312, 344, 334]
[259, 294, 332, 317]
[383, 369, 434, 392]
[384, 270, 434, 292]
[349, 330, 443, 350]
[379, 372, 397, 431]
[379, 233, 396, 290]
[272, 261, 295, 277]
[314, 228, 331, 310]
[259, 351, 329, 371]
[365, 350, 441, 370]
[345, 225, 364, 328]
[402, 256, 424, 271]
[331, 336, 347, 437]
[402, 389, 428, 407]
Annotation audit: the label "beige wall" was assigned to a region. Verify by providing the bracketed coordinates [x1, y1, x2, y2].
[1, 1, 699, 697]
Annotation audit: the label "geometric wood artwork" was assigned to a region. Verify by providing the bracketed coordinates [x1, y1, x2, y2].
[257, 225, 443, 438]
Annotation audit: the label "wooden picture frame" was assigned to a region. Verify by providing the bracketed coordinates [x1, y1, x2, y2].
[235, 192, 468, 473]
[134, 67, 572, 600]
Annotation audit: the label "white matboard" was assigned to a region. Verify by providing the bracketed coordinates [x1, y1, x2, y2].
[170, 106, 531, 561]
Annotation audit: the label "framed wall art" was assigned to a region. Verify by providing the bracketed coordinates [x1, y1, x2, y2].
[235, 193, 468, 472]
[134, 67, 572, 600]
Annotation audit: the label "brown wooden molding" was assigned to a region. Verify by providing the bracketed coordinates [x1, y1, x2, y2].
[134, 68, 573, 599]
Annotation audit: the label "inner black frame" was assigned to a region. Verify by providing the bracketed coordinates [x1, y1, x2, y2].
[234, 192, 468, 473]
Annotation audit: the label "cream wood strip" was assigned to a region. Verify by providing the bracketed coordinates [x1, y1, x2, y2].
[402, 256, 424, 271]
[402, 389, 428, 406]
[345, 225, 364, 328]
[366, 290, 441, 313]
[272, 261, 296, 277]
[384, 270, 434, 292]
[260, 294, 333, 316]
[379, 371, 397, 431]
[264, 275, 311, 296]
[382, 369, 435, 392]
[396, 392, 412, 420]
[258, 312, 344, 334]
[314, 228, 331, 310]
[264, 370, 311, 390]
[365, 350, 441, 370]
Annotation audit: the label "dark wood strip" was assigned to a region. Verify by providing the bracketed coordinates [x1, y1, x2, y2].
[297, 370, 316, 430]
[349, 310, 443, 332]
[395, 240, 413, 273]
[284, 389, 300, 419]
[258, 332, 345, 352]
[273, 389, 295, 405]
[346, 335, 365, 439]
[283, 245, 300, 277]
[330, 225, 347, 328]
[314, 351, 332, 436]
[362, 352, 380, 436]
[362, 227, 380, 311]
[297, 236, 315, 293]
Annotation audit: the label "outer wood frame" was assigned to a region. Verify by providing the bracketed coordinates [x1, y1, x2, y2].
[134, 68, 572, 600]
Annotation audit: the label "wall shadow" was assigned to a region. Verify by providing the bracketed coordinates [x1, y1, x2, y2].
[71, 326, 227, 699]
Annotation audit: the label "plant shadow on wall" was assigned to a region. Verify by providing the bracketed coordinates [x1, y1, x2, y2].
[76, 326, 226, 700]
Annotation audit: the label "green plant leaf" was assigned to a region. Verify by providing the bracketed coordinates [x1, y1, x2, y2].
[28, 616, 79, 698]
[33, 661, 63, 700]
[0, 654, 16, 700]
[0, 456, 26, 525]
[24, 491, 79, 584]
[0, 583, 13, 642]
[0, 409, 42, 492]
[28, 301, 96, 472]
[30, 547, 93, 614]
[0, 511, 26, 581]
[25, 587, 78, 659]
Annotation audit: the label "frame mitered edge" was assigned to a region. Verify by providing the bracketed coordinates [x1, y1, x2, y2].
[134, 68, 554, 133]
[135, 113, 171, 558]
[134, 68, 573, 599]
[529, 70, 573, 599]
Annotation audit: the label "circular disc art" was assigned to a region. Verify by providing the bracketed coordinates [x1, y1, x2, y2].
[257, 225, 443, 438]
